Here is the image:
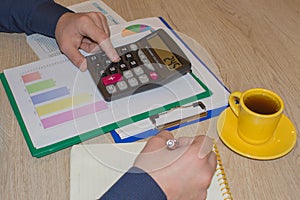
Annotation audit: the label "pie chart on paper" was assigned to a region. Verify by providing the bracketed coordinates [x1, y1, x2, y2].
[121, 24, 154, 37]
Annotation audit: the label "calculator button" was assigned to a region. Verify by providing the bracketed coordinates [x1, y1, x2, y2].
[138, 74, 149, 84]
[123, 70, 134, 79]
[149, 72, 158, 80]
[129, 60, 138, 68]
[119, 46, 129, 54]
[144, 63, 155, 71]
[102, 73, 122, 86]
[106, 85, 117, 94]
[140, 57, 148, 63]
[117, 81, 128, 90]
[128, 78, 139, 87]
[142, 58, 150, 64]
[105, 59, 112, 66]
[125, 53, 133, 61]
[98, 70, 106, 77]
[119, 63, 128, 71]
[130, 44, 138, 51]
[91, 55, 97, 62]
[138, 50, 146, 59]
[133, 67, 144, 76]
[108, 66, 118, 74]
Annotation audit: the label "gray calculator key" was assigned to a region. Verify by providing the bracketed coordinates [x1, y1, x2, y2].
[117, 81, 128, 90]
[105, 60, 112, 65]
[138, 49, 146, 59]
[98, 70, 105, 76]
[144, 63, 155, 71]
[138, 74, 149, 84]
[106, 85, 117, 94]
[142, 59, 150, 64]
[130, 44, 138, 51]
[119, 46, 129, 54]
[123, 70, 134, 79]
[128, 78, 139, 87]
[91, 55, 97, 61]
[133, 66, 144, 76]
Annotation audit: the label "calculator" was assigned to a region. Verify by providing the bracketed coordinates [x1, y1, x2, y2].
[86, 29, 192, 101]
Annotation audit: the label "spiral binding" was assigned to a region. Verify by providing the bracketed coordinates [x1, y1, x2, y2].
[214, 144, 233, 200]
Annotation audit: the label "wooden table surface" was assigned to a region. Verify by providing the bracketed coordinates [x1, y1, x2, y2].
[1, 0, 299, 199]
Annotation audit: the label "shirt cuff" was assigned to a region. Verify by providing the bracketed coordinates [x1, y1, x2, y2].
[28, 1, 72, 37]
[99, 167, 167, 200]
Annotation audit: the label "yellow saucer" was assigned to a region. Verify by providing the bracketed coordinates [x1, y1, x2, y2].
[217, 108, 297, 160]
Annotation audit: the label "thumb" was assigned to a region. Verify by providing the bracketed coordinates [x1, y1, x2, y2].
[64, 47, 88, 72]
[198, 136, 215, 159]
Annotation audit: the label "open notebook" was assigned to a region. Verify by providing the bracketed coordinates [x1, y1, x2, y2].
[70, 142, 232, 200]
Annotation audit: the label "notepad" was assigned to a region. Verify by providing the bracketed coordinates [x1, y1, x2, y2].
[70, 142, 232, 200]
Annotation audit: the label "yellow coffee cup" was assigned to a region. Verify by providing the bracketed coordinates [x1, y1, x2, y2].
[228, 88, 284, 145]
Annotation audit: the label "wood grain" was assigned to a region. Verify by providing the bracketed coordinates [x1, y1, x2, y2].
[1, 0, 299, 199]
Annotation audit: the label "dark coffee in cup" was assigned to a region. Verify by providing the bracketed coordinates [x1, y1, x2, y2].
[244, 94, 281, 115]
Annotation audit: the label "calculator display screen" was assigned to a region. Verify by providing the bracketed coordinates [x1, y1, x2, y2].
[147, 35, 183, 70]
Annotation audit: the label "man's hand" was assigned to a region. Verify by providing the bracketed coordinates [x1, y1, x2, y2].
[55, 12, 120, 71]
[134, 130, 217, 200]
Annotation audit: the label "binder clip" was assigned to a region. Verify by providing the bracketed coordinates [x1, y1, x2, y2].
[150, 101, 207, 130]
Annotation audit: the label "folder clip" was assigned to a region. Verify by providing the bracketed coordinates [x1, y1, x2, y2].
[150, 101, 207, 130]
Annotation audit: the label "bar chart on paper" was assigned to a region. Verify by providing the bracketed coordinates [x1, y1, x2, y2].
[2, 55, 115, 151]
[21, 70, 108, 129]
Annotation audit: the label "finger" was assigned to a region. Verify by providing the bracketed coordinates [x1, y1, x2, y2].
[80, 42, 98, 53]
[79, 59, 88, 72]
[86, 12, 110, 36]
[95, 12, 110, 36]
[99, 39, 120, 62]
[150, 130, 174, 148]
[208, 151, 217, 169]
[176, 137, 194, 148]
[189, 135, 214, 159]
[156, 130, 174, 141]
[82, 37, 93, 44]
[80, 38, 102, 53]
[79, 20, 120, 62]
[143, 130, 174, 152]
[198, 136, 215, 159]
[63, 44, 88, 72]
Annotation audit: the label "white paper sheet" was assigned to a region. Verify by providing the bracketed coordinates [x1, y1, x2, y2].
[26, 0, 126, 59]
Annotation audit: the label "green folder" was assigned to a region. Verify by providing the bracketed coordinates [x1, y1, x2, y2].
[0, 71, 211, 158]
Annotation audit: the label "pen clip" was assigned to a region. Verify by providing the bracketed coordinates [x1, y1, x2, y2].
[150, 101, 207, 130]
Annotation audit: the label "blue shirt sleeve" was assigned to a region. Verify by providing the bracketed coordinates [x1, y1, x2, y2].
[0, 0, 71, 37]
[100, 167, 167, 200]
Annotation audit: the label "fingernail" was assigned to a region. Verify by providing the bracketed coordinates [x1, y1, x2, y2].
[198, 137, 214, 159]
[100, 39, 120, 62]
[112, 56, 121, 62]
[79, 59, 87, 72]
